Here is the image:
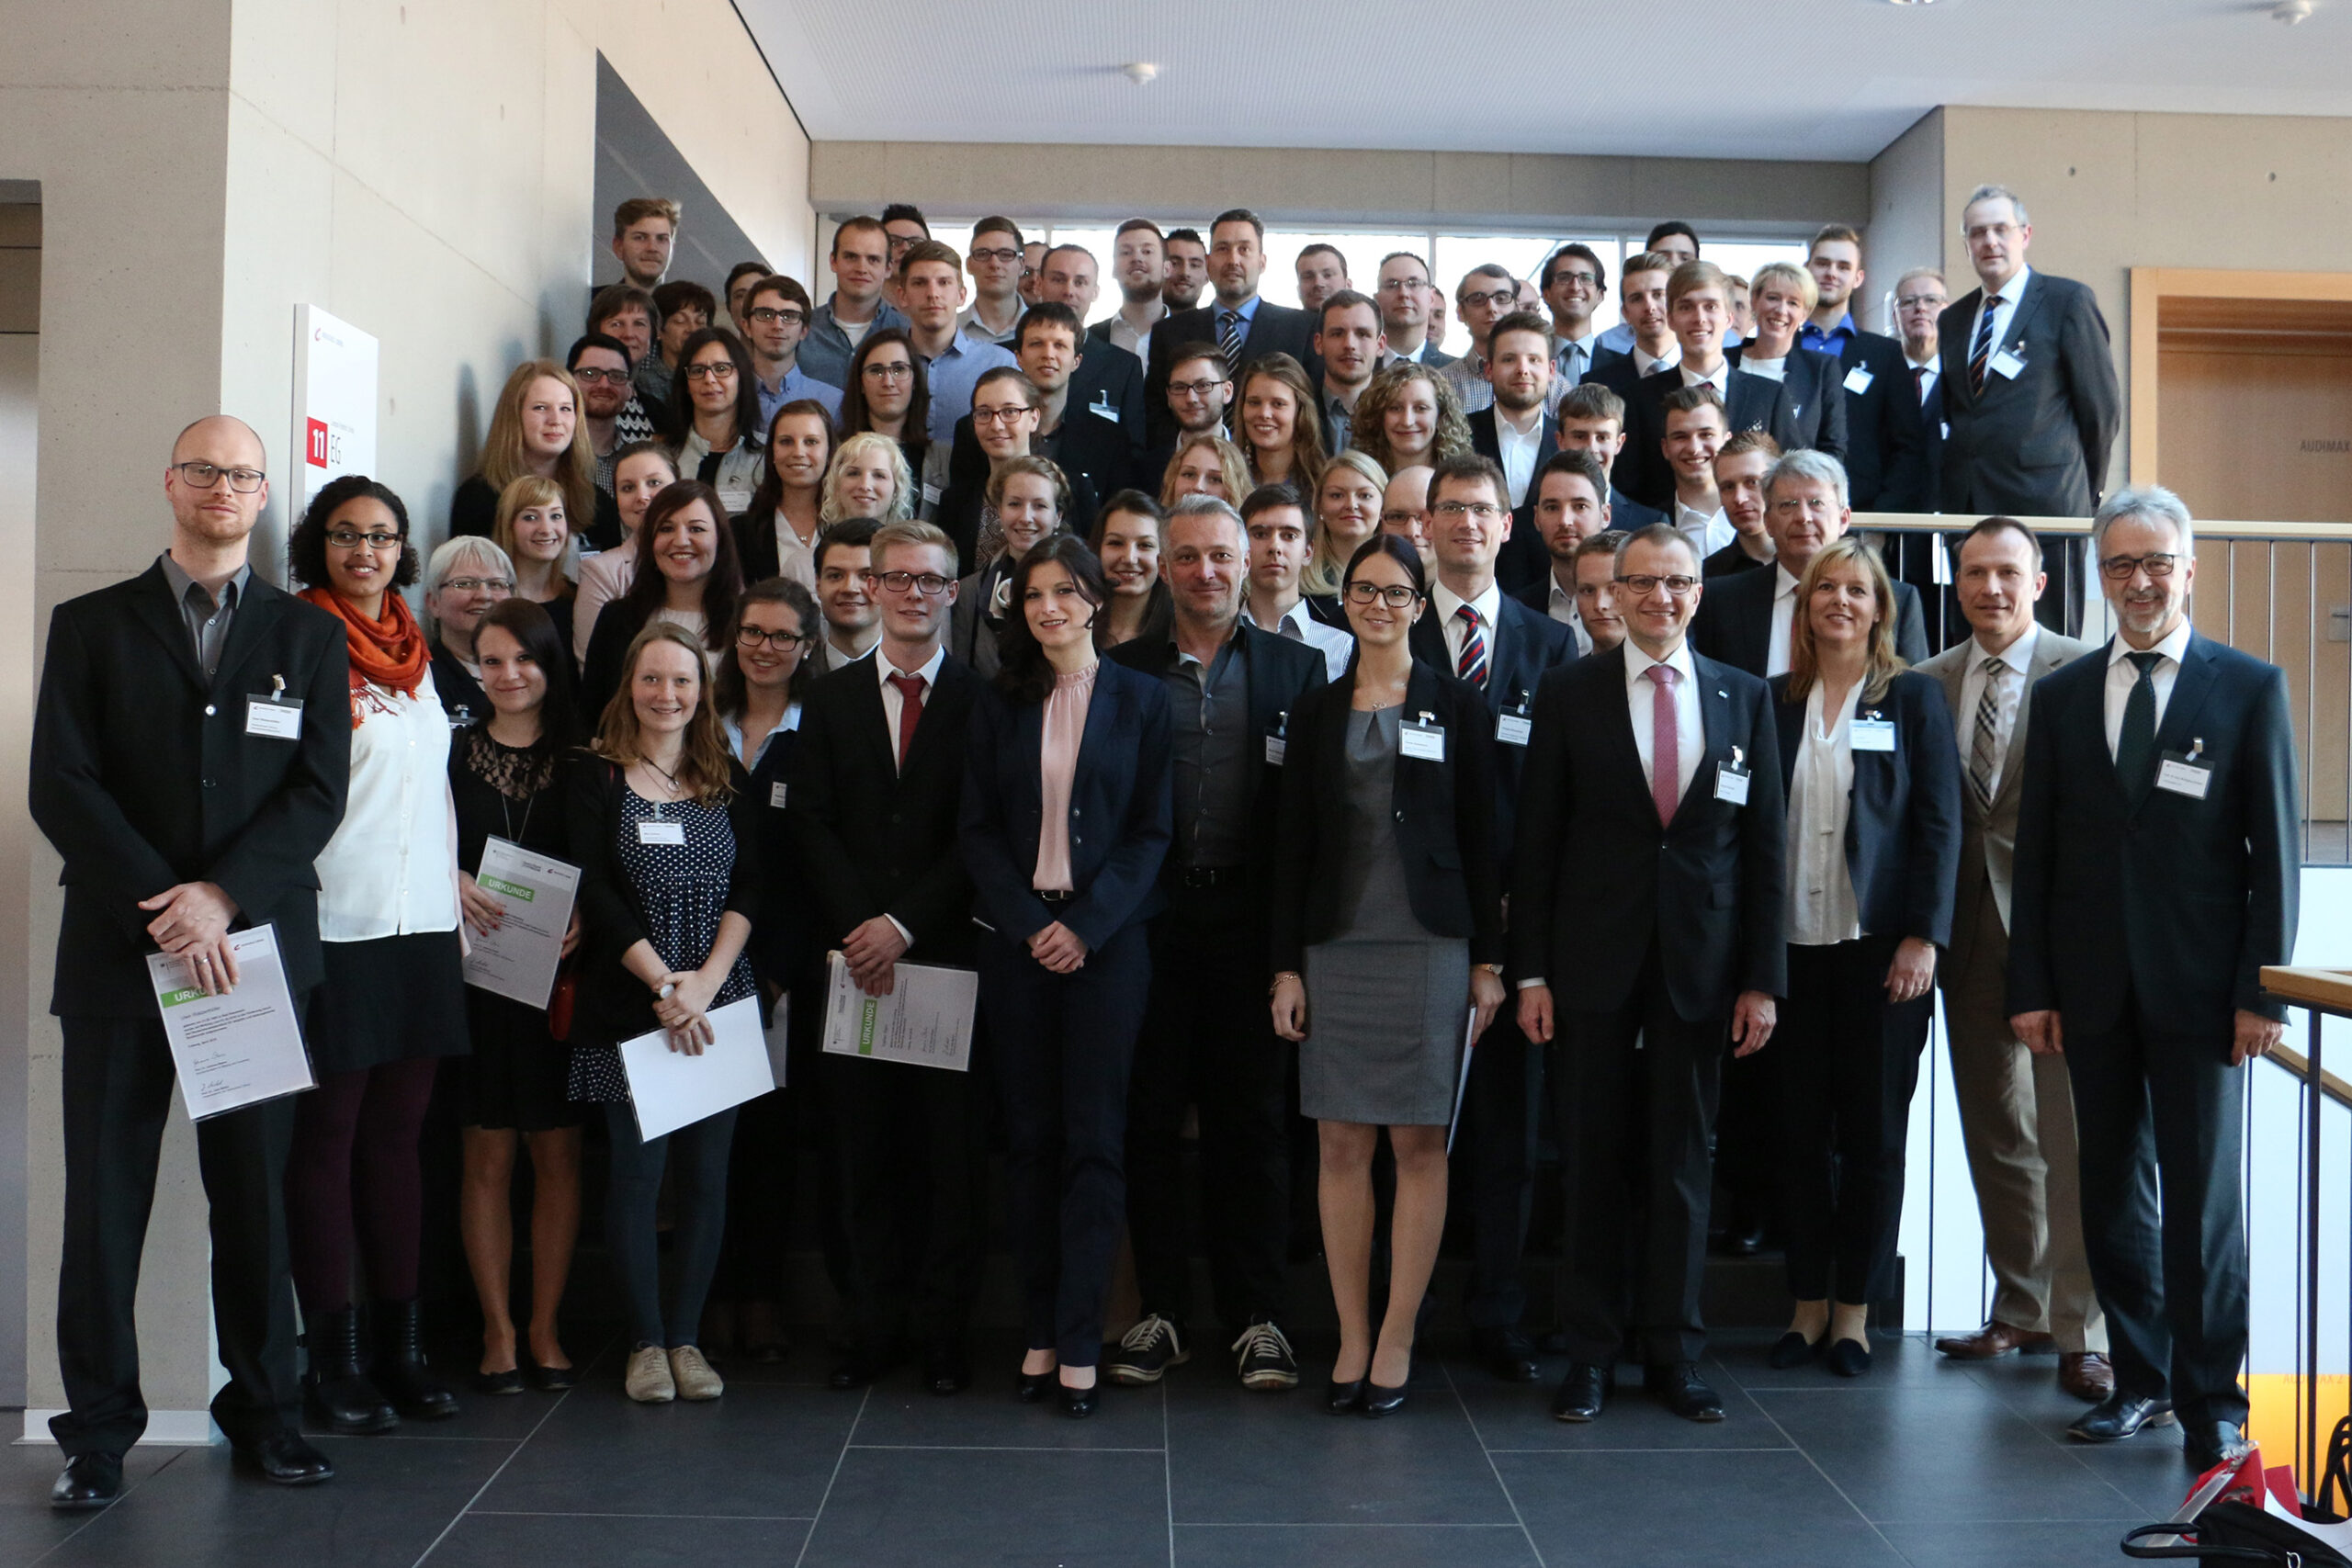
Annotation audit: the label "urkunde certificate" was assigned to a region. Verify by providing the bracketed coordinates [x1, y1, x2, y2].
[144, 925, 316, 1121]
[460, 837, 580, 1010]
[820, 950, 978, 1073]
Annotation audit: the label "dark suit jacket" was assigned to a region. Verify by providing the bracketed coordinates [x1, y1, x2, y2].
[30, 564, 353, 1014]
[1270, 660, 1503, 970]
[1691, 559, 1930, 677]
[1585, 350, 1648, 405]
[1728, 344, 1849, 468]
[960, 660, 1174, 951]
[1917, 367, 1945, 505]
[1605, 485, 1665, 532]
[936, 413, 1116, 569]
[1769, 670, 1962, 946]
[1621, 366, 1804, 512]
[1145, 299, 1321, 448]
[788, 652, 979, 966]
[1510, 644, 1788, 1021]
[1704, 538, 1772, 579]
[741, 724, 812, 986]
[580, 598, 727, 723]
[2006, 633, 2299, 1036]
[429, 638, 487, 729]
[1068, 334, 1148, 457]
[1823, 329, 1926, 511]
[1936, 270, 2120, 517]
[1105, 626, 1326, 897]
[1468, 405, 1560, 595]
[1408, 591, 1575, 871]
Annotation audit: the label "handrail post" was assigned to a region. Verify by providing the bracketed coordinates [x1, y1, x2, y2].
[2306, 1010, 2324, 1498]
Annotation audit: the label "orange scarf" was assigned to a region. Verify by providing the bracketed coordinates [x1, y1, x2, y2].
[299, 585, 430, 727]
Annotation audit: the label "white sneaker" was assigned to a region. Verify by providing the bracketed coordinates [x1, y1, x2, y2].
[669, 1345, 724, 1401]
[625, 1345, 675, 1403]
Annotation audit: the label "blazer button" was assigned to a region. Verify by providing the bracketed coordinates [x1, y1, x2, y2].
[204, 705, 217, 716]
[201, 778, 217, 789]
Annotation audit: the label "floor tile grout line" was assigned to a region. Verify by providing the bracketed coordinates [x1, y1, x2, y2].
[1731, 1366, 1921, 1567]
[1441, 1358, 1549, 1568]
[406, 1382, 574, 1568]
[1174, 1521, 1561, 1529]
[1481, 1446, 1801, 1454]
[845, 1444, 1166, 1452]
[1161, 1380, 1174, 1568]
[790, 1382, 869, 1568]
[469, 1510, 820, 1520]
[24, 1447, 189, 1568]
[1949, 1356, 2182, 1517]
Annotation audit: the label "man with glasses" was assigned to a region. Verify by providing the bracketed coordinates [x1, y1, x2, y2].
[2006, 487, 2296, 1471]
[33, 417, 352, 1505]
[1442, 265, 1522, 415]
[1381, 466, 1437, 565]
[1515, 522, 1786, 1426]
[812, 519, 884, 673]
[957, 218, 1026, 348]
[1145, 344, 1233, 490]
[801, 217, 910, 391]
[1090, 219, 1169, 367]
[899, 241, 1016, 449]
[1104, 495, 1327, 1395]
[1146, 209, 1318, 449]
[742, 275, 843, 435]
[567, 333, 655, 495]
[1311, 291, 1383, 454]
[789, 520, 989, 1396]
[1897, 267, 1950, 503]
[1375, 252, 1454, 368]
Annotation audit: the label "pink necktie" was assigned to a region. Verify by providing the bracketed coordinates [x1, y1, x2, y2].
[1646, 664, 1680, 828]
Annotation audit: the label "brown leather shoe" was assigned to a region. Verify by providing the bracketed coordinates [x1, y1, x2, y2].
[1932, 1321, 2058, 1359]
[2059, 1352, 2116, 1404]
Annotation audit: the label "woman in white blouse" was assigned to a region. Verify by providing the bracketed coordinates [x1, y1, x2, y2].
[285, 476, 470, 1435]
[1763, 536, 1962, 1379]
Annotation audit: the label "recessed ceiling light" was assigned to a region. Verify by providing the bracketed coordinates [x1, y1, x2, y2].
[2274, 0, 2312, 23]
[1885, 0, 1937, 6]
[1122, 62, 1159, 85]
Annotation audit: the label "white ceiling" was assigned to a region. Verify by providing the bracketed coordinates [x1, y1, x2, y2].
[737, 0, 2352, 162]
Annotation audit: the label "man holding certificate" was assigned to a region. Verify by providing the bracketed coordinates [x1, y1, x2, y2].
[29, 415, 351, 1504]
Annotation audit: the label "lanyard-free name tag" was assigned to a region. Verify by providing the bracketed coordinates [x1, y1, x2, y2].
[1263, 735, 1287, 765]
[1497, 713, 1532, 747]
[1989, 347, 2027, 380]
[2156, 745, 2212, 800]
[1090, 392, 1120, 423]
[1852, 716, 1896, 752]
[1715, 745, 1751, 805]
[769, 781, 789, 809]
[922, 482, 943, 507]
[246, 676, 302, 739]
[638, 819, 685, 846]
[1400, 712, 1446, 762]
[1843, 365, 1874, 395]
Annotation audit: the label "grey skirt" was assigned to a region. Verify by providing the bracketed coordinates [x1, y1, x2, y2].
[1298, 935, 1470, 1126]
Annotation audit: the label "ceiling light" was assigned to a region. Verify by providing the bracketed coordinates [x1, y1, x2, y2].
[1884, 0, 1938, 6]
[1122, 62, 1159, 85]
[2274, 0, 2312, 22]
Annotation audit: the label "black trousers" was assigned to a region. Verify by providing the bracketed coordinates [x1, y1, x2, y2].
[717, 978, 852, 1320]
[1773, 936, 1934, 1306]
[1125, 885, 1291, 1333]
[52, 1015, 300, 1456]
[1457, 1015, 1541, 1331]
[2064, 990, 2250, 1427]
[1552, 942, 1724, 1367]
[983, 922, 1149, 1367]
[824, 1046, 988, 1355]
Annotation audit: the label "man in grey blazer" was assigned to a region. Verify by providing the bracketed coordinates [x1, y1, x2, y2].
[1917, 519, 2108, 1404]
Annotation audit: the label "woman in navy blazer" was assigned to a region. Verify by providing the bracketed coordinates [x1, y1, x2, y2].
[962, 535, 1174, 1416]
[1764, 536, 1961, 1378]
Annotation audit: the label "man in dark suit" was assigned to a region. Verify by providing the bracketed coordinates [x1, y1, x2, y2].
[788, 520, 986, 1395]
[1937, 186, 2120, 635]
[1374, 251, 1456, 369]
[1103, 495, 1326, 1392]
[940, 306, 1130, 545]
[1033, 257, 1147, 454]
[1145, 209, 1319, 449]
[1879, 267, 1957, 630]
[1555, 382, 1666, 535]
[1515, 523, 1786, 1425]
[1411, 457, 1576, 1382]
[1800, 225, 1925, 512]
[1693, 450, 1929, 677]
[1466, 312, 1560, 597]
[2007, 487, 2298, 1472]
[30, 415, 350, 1504]
[1622, 263, 1803, 513]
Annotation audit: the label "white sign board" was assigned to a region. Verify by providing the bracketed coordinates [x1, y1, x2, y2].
[290, 304, 379, 513]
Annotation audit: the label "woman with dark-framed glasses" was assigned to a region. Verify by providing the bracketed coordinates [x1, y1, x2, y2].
[665, 327, 765, 517]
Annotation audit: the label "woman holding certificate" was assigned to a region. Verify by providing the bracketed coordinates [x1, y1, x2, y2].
[450, 597, 585, 1395]
[1269, 535, 1506, 1418]
[962, 536, 1172, 1417]
[286, 476, 469, 1435]
[567, 622, 762, 1404]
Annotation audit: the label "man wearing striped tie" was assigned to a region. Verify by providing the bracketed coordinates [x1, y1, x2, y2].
[1917, 518, 2106, 1404]
[1934, 185, 2120, 637]
[1143, 210, 1319, 450]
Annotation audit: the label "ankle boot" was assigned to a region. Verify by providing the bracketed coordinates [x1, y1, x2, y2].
[302, 1304, 397, 1434]
[372, 1299, 459, 1420]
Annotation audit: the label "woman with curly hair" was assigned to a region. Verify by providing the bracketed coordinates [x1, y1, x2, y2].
[1157, 431, 1251, 510]
[819, 431, 917, 527]
[1351, 363, 1470, 479]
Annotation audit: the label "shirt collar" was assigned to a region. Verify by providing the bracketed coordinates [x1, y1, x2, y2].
[1623, 637, 1695, 689]
[1973, 623, 2039, 674]
[158, 550, 252, 611]
[1216, 295, 1261, 326]
[1172, 621, 1242, 670]
[1798, 313, 1857, 348]
[878, 641, 946, 690]
[2109, 617, 2192, 670]
[1679, 358, 1730, 393]
[1774, 564, 1801, 598]
[1984, 265, 2032, 307]
[1430, 578, 1502, 629]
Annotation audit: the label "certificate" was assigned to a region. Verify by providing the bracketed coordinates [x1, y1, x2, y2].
[460, 837, 580, 1010]
[618, 996, 777, 1141]
[820, 950, 978, 1073]
[144, 925, 315, 1121]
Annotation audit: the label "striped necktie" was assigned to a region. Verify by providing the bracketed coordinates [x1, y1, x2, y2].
[1454, 604, 1487, 688]
[1969, 656, 2004, 807]
[1967, 294, 2003, 393]
[1218, 309, 1245, 379]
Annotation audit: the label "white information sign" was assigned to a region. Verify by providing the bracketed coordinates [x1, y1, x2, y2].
[290, 304, 379, 514]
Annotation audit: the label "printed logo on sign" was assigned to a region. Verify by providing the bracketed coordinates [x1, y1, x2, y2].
[479, 875, 535, 901]
[857, 998, 880, 1055]
[159, 987, 206, 1009]
[307, 418, 330, 468]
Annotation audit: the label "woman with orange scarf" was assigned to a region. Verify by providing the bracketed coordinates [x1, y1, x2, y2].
[284, 475, 469, 1437]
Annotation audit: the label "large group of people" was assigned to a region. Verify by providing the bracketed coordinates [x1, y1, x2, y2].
[27, 180, 2298, 1513]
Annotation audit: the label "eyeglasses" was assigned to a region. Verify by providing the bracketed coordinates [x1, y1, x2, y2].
[172, 461, 266, 493]
[1431, 501, 1505, 522]
[2098, 552, 2179, 581]
[1615, 573, 1701, 596]
[735, 625, 811, 650]
[973, 405, 1034, 426]
[1168, 378, 1227, 400]
[1554, 271, 1601, 289]
[440, 576, 514, 593]
[1376, 276, 1429, 294]
[324, 528, 402, 551]
[869, 570, 954, 595]
[968, 247, 1021, 265]
[1379, 509, 1423, 525]
[745, 307, 806, 326]
[684, 362, 738, 382]
[570, 367, 629, 384]
[863, 362, 915, 381]
[1344, 581, 1422, 608]
[1459, 289, 1517, 311]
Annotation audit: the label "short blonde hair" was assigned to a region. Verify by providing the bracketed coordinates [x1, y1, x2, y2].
[492, 475, 574, 587]
[1749, 261, 1818, 313]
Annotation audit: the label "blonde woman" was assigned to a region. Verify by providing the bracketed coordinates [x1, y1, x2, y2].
[454, 360, 614, 547]
[1351, 363, 1471, 479]
[1303, 447, 1387, 615]
[1157, 432, 1250, 509]
[1736, 262, 1849, 461]
[819, 432, 915, 526]
[492, 476, 577, 654]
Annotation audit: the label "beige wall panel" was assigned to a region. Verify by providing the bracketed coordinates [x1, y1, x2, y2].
[1864, 109, 1944, 335]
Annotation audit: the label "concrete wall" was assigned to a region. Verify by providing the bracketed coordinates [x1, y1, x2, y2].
[1863, 109, 1947, 339]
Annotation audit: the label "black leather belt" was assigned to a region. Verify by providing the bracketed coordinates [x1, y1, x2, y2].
[1036, 889, 1073, 904]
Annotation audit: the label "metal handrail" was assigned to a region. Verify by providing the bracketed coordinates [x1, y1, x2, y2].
[2256, 965, 2349, 1501]
[1853, 512, 2352, 541]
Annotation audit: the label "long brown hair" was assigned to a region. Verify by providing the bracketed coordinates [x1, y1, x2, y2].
[592, 620, 736, 804]
[837, 326, 931, 464]
[1783, 536, 1905, 706]
[1239, 353, 1327, 494]
[616, 479, 744, 652]
[474, 360, 598, 530]
[714, 576, 821, 717]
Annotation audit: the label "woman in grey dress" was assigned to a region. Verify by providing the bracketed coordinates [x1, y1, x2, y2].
[1270, 536, 1506, 1417]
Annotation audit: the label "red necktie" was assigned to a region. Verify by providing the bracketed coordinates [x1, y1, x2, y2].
[888, 672, 925, 768]
[1646, 663, 1680, 828]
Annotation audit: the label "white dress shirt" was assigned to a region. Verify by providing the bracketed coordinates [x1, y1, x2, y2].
[876, 642, 948, 773]
[1907, 353, 1940, 407]
[2103, 618, 2192, 759]
[1767, 565, 1803, 678]
[1430, 579, 1505, 680]
[1679, 358, 1731, 397]
[1971, 265, 2033, 367]
[1544, 576, 1594, 656]
[1674, 501, 1734, 561]
[1623, 637, 1702, 809]
[1242, 598, 1354, 682]
[1493, 405, 1545, 507]
[1785, 680, 1861, 947]
[820, 632, 879, 675]
[1956, 624, 2039, 799]
[314, 673, 459, 942]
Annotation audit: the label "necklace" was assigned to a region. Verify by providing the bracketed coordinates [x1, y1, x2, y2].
[643, 756, 684, 818]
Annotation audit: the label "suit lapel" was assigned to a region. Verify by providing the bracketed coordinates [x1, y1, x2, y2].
[128, 565, 208, 693]
[2151, 634, 2222, 765]
[209, 583, 288, 695]
[1072, 664, 1117, 796]
[1991, 637, 2068, 816]
[856, 660, 909, 783]
[2001, 272, 2046, 356]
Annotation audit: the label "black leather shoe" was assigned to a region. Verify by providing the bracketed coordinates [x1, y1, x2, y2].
[829, 1344, 899, 1391]
[526, 1358, 575, 1393]
[233, 1429, 335, 1485]
[1016, 1370, 1054, 1404]
[1551, 1361, 1611, 1422]
[1363, 1382, 1408, 1417]
[1767, 1332, 1823, 1370]
[373, 1300, 458, 1420]
[1534, 1329, 1571, 1356]
[923, 1345, 971, 1397]
[1476, 1327, 1541, 1384]
[1826, 1337, 1872, 1378]
[2182, 1421, 2255, 1471]
[1645, 1362, 1725, 1422]
[1060, 1381, 1099, 1417]
[2067, 1393, 2177, 1443]
[1326, 1378, 1368, 1414]
[302, 1304, 397, 1433]
[50, 1452, 122, 1511]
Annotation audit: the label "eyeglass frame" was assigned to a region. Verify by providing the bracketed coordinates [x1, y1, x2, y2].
[866, 569, 956, 596]
[2098, 552, 2180, 581]
[171, 460, 266, 493]
[1343, 581, 1424, 608]
[1615, 572, 1701, 597]
[735, 624, 813, 650]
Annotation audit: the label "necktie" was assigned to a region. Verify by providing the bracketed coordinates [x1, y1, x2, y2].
[1969, 655, 2005, 807]
[1913, 365, 1928, 405]
[888, 672, 926, 769]
[1454, 604, 1488, 688]
[1968, 295, 2003, 394]
[1218, 309, 1245, 380]
[2114, 651, 2163, 807]
[1646, 664, 1680, 828]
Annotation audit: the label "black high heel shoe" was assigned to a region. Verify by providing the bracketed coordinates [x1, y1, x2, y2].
[1326, 1378, 1368, 1415]
[1016, 1370, 1054, 1404]
[1363, 1381, 1408, 1417]
[1059, 1379, 1099, 1417]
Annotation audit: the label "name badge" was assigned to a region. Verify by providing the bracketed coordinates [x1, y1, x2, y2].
[769, 781, 789, 808]
[1852, 716, 1896, 752]
[1400, 712, 1446, 762]
[245, 696, 302, 739]
[1989, 347, 2027, 380]
[718, 487, 755, 514]
[1715, 764, 1751, 805]
[1497, 714, 1532, 747]
[1842, 365, 1874, 396]
[638, 820, 685, 846]
[1090, 392, 1120, 423]
[1263, 736, 1287, 766]
[922, 482, 943, 507]
[2156, 753, 2212, 800]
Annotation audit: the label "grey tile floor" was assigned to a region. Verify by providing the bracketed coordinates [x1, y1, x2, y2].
[5, 1330, 2202, 1567]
